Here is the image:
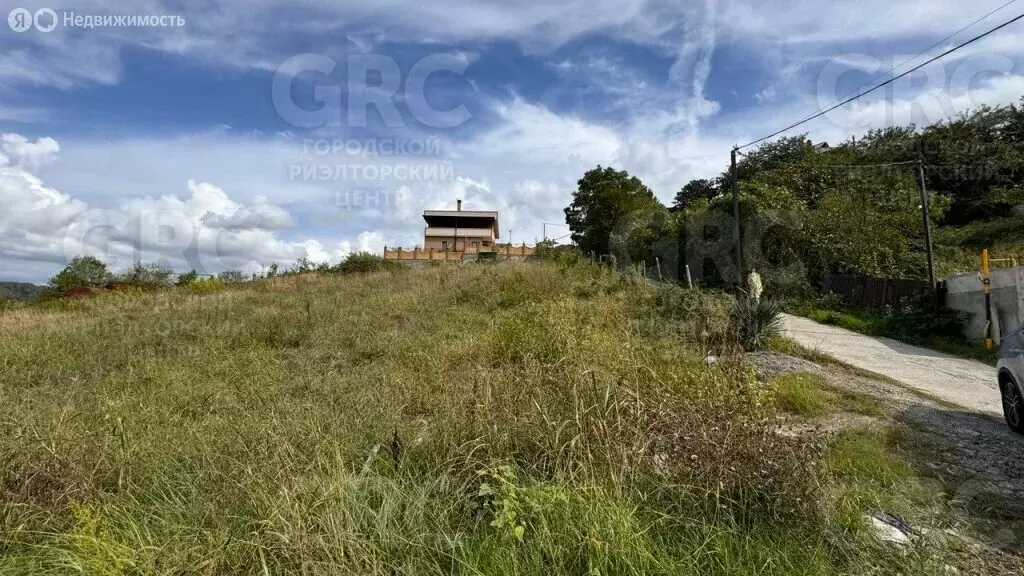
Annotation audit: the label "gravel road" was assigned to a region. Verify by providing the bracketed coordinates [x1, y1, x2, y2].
[780, 313, 1002, 417]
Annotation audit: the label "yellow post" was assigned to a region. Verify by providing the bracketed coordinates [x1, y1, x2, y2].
[983, 249, 993, 350]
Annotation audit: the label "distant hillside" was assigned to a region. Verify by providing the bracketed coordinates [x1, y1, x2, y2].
[0, 281, 45, 301]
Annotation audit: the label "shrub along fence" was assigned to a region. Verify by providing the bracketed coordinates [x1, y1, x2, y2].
[822, 274, 932, 309]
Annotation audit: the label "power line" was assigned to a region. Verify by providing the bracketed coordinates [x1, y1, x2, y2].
[813, 0, 1019, 115]
[734, 148, 917, 168]
[736, 158, 1010, 170]
[760, 160, 918, 169]
[737, 10, 1024, 150]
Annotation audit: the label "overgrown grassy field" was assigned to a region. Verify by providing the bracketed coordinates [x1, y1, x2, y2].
[0, 262, 959, 574]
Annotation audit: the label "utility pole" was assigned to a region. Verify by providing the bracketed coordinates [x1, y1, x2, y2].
[731, 146, 743, 285]
[454, 199, 461, 252]
[917, 151, 936, 288]
[983, 249, 993, 350]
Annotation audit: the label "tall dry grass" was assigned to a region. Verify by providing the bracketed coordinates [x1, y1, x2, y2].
[0, 262, 947, 574]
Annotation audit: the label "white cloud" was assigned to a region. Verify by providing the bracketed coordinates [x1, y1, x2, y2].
[5, 54, 1023, 283]
[1, 134, 60, 170]
[6, 0, 1019, 94]
[5, 0, 1024, 281]
[720, 0, 1016, 45]
[806, 69, 1024, 141]
[755, 87, 777, 103]
[0, 134, 376, 282]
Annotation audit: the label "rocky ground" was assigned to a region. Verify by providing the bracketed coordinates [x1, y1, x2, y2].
[748, 350, 1024, 575]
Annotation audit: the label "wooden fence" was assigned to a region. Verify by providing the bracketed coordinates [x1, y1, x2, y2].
[383, 244, 535, 262]
[822, 274, 932, 309]
[383, 249, 463, 261]
[493, 244, 535, 256]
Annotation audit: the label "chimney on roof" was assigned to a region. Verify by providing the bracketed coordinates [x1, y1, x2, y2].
[457, 199, 462, 211]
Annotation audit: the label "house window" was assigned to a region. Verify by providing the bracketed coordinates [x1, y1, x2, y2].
[441, 240, 449, 250]
[483, 241, 491, 247]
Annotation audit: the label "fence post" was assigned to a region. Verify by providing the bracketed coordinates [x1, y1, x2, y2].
[685, 265, 693, 288]
[656, 257, 662, 282]
[918, 150, 936, 288]
[983, 249, 993, 350]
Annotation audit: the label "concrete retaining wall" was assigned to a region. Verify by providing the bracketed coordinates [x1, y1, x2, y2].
[944, 266, 1024, 344]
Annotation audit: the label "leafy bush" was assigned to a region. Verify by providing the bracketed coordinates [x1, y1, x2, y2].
[763, 264, 816, 301]
[731, 296, 782, 351]
[113, 263, 174, 290]
[176, 270, 198, 287]
[0, 296, 17, 312]
[282, 259, 335, 275]
[186, 277, 225, 294]
[882, 293, 965, 343]
[534, 242, 583, 266]
[49, 256, 111, 291]
[635, 284, 735, 351]
[791, 291, 965, 347]
[333, 252, 405, 275]
[217, 269, 248, 284]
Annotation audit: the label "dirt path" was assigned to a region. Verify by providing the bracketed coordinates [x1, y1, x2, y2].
[749, 348, 1024, 570]
[780, 313, 1002, 417]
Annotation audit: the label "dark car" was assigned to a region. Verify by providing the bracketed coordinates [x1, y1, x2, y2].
[998, 328, 1024, 434]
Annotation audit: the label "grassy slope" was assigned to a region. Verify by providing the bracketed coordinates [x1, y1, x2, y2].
[0, 262, 962, 575]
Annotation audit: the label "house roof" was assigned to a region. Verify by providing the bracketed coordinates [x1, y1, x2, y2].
[422, 210, 498, 219]
[423, 210, 500, 237]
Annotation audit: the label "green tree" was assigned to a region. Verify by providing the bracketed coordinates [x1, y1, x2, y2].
[290, 257, 314, 275]
[564, 166, 662, 256]
[176, 270, 199, 287]
[217, 269, 248, 284]
[918, 105, 1024, 223]
[725, 135, 815, 183]
[49, 256, 111, 291]
[672, 178, 719, 211]
[115, 263, 174, 289]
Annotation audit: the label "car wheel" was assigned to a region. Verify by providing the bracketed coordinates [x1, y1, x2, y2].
[1001, 376, 1024, 435]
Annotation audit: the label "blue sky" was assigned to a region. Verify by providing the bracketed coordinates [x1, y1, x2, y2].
[2, 0, 1024, 282]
